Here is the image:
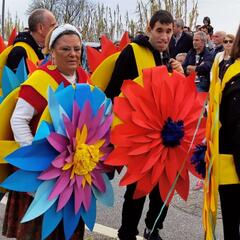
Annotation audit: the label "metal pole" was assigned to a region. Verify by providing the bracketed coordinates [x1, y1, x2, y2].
[1, 0, 5, 39]
[184, 0, 187, 25]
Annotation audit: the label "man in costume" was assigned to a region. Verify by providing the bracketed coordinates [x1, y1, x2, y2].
[105, 10, 183, 240]
[3, 24, 88, 240]
[6, 8, 56, 72]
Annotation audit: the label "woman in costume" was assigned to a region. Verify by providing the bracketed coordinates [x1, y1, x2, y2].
[204, 26, 240, 239]
[3, 24, 88, 240]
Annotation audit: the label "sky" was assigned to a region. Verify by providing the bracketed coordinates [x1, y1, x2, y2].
[2, 0, 240, 35]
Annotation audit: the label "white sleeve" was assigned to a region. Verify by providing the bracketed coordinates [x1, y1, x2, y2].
[10, 98, 37, 147]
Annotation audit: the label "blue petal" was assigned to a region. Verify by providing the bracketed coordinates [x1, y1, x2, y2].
[80, 195, 96, 231]
[0, 170, 41, 192]
[92, 173, 114, 207]
[55, 85, 75, 119]
[21, 180, 57, 223]
[5, 139, 58, 171]
[104, 98, 112, 116]
[63, 196, 82, 240]
[55, 82, 65, 93]
[48, 87, 66, 136]
[75, 84, 92, 111]
[91, 87, 106, 116]
[42, 201, 63, 240]
[15, 58, 28, 84]
[1, 66, 19, 98]
[34, 121, 54, 141]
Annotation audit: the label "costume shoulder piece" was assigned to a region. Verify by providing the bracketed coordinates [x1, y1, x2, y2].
[87, 32, 130, 91]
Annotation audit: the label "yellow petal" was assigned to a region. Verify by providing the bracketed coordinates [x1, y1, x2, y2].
[94, 139, 105, 149]
[62, 163, 73, 171]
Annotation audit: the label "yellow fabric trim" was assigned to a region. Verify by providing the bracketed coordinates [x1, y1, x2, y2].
[219, 154, 240, 185]
[91, 52, 120, 91]
[22, 70, 59, 100]
[14, 42, 39, 65]
[130, 43, 156, 76]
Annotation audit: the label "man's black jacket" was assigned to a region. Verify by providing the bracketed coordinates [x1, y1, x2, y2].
[6, 31, 44, 72]
[104, 35, 171, 101]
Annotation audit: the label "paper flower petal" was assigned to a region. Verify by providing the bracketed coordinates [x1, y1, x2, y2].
[0, 170, 41, 192]
[42, 201, 63, 239]
[21, 180, 58, 223]
[6, 139, 58, 171]
[34, 121, 53, 141]
[63, 197, 82, 240]
[92, 173, 114, 207]
[80, 195, 96, 231]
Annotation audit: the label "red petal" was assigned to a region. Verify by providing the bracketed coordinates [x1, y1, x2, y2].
[133, 172, 154, 199]
[105, 147, 129, 166]
[175, 173, 190, 201]
[114, 97, 133, 122]
[158, 172, 175, 205]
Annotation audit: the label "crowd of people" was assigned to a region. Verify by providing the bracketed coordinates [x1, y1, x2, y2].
[0, 7, 239, 240]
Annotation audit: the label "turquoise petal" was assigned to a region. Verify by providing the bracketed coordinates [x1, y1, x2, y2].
[104, 98, 112, 116]
[15, 58, 28, 84]
[34, 121, 53, 141]
[75, 84, 92, 111]
[21, 180, 57, 223]
[0, 170, 41, 192]
[55, 82, 65, 93]
[63, 196, 82, 240]
[48, 87, 66, 136]
[42, 201, 63, 240]
[1, 66, 19, 98]
[5, 139, 58, 171]
[80, 195, 96, 231]
[91, 87, 106, 116]
[92, 174, 114, 207]
[55, 85, 75, 119]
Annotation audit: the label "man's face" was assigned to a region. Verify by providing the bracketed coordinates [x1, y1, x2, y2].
[38, 12, 57, 46]
[148, 21, 173, 52]
[212, 33, 224, 46]
[193, 33, 205, 52]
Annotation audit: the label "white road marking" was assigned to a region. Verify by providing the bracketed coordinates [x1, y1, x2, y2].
[1, 195, 143, 239]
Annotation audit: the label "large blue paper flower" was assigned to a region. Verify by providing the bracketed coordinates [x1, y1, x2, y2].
[1, 84, 114, 240]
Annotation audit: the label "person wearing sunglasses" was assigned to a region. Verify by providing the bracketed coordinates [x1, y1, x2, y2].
[206, 27, 240, 239]
[214, 34, 235, 80]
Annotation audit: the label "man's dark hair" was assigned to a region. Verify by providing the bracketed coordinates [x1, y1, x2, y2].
[149, 10, 174, 29]
[28, 9, 48, 32]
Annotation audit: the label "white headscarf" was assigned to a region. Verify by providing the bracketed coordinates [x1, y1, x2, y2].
[49, 24, 81, 49]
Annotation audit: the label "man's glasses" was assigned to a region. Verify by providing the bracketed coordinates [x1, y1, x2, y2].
[223, 39, 233, 44]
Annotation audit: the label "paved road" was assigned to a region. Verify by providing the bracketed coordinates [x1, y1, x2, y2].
[0, 174, 224, 240]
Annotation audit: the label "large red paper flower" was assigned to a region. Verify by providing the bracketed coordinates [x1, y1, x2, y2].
[106, 66, 206, 203]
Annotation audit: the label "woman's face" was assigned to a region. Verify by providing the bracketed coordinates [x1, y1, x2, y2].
[223, 37, 234, 52]
[51, 34, 81, 75]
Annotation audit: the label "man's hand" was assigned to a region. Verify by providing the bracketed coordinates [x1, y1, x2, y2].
[186, 65, 197, 75]
[169, 58, 184, 74]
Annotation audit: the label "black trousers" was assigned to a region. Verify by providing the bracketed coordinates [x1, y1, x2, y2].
[118, 183, 168, 240]
[219, 184, 240, 240]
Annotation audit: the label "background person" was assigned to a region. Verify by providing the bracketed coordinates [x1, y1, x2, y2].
[169, 18, 193, 58]
[183, 31, 213, 92]
[6, 8, 56, 72]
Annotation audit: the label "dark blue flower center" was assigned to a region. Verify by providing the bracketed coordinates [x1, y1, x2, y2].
[161, 117, 184, 147]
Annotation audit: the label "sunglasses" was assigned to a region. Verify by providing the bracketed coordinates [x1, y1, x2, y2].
[223, 40, 233, 44]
